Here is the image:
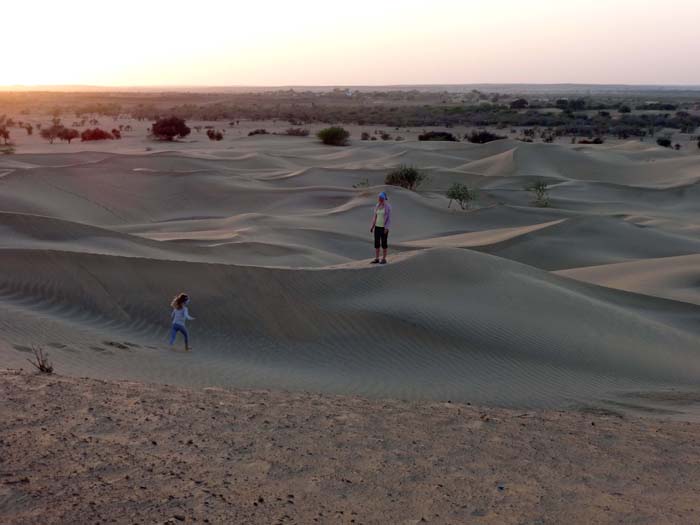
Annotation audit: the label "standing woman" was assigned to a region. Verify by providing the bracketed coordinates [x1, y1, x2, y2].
[169, 293, 195, 351]
[370, 191, 392, 264]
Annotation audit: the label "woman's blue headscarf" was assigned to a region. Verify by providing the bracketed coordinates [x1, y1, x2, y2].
[378, 192, 388, 200]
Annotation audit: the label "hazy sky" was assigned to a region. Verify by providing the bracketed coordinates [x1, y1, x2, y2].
[4, 0, 700, 86]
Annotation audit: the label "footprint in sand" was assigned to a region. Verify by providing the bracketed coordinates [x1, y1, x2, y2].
[12, 345, 33, 354]
[103, 341, 135, 350]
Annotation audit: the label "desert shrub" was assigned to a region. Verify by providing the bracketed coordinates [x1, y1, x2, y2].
[656, 137, 672, 148]
[618, 105, 632, 113]
[1, 145, 15, 155]
[418, 131, 457, 141]
[353, 177, 370, 189]
[697, 139, 700, 149]
[58, 128, 79, 143]
[81, 128, 114, 141]
[361, 132, 370, 140]
[385, 164, 426, 190]
[465, 130, 506, 144]
[111, 129, 122, 139]
[446, 183, 477, 210]
[317, 126, 350, 146]
[206, 129, 224, 141]
[578, 137, 604, 144]
[510, 98, 529, 109]
[285, 128, 310, 137]
[27, 346, 53, 374]
[0, 126, 9, 144]
[380, 132, 392, 140]
[248, 128, 269, 136]
[25, 124, 33, 135]
[370, 136, 377, 141]
[152, 116, 191, 141]
[674, 143, 681, 151]
[527, 181, 550, 207]
[395, 136, 404, 141]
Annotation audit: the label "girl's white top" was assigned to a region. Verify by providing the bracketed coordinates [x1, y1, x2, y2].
[172, 306, 194, 326]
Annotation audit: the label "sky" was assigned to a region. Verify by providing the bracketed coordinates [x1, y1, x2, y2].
[3, 0, 700, 87]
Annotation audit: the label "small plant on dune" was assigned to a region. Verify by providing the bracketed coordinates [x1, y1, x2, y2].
[317, 126, 350, 146]
[361, 132, 370, 140]
[446, 183, 477, 210]
[527, 181, 550, 207]
[151, 116, 191, 141]
[353, 177, 370, 189]
[27, 346, 53, 374]
[248, 128, 269, 136]
[674, 143, 681, 151]
[656, 137, 672, 148]
[285, 128, 309, 137]
[418, 131, 457, 142]
[385, 164, 427, 191]
[380, 132, 392, 141]
[206, 129, 224, 141]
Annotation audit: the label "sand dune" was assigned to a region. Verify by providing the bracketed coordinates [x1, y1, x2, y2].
[1, 136, 700, 414]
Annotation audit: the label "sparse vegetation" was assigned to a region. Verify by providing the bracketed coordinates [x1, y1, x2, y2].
[317, 126, 350, 146]
[656, 137, 672, 148]
[40, 120, 65, 144]
[1, 145, 15, 155]
[385, 165, 426, 190]
[248, 128, 269, 136]
[446, 183, 477, 210]
[353, 178, 370, 189]
[285, 128, 310, 137]
[361, 132, 370, 140]
[27, 346, 53, 374]
[578, 137, 604, 144]
[151, 116, 191, 141]
[528, 181, 550, 207]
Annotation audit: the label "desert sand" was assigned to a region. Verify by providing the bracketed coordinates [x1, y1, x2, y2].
[1, 129, 700, 415]
[2, 369, 700, 524]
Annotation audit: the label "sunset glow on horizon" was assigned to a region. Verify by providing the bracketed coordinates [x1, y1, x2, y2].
[4, 0, 700, 87]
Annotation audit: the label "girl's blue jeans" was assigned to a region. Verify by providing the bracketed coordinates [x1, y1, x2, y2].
[169, 323, 188, 346]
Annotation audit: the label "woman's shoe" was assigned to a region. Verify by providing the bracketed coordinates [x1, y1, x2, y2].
[371, 259, 380, 264]
[380, 258, 387, 264]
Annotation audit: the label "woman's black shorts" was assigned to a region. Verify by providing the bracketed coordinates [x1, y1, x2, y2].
[374, 226, 389, 249]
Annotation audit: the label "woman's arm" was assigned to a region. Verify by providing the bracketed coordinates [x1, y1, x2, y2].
[185, 307, 195, 321]
[370, 207, 377, 232]
[384, 203, 391, 231]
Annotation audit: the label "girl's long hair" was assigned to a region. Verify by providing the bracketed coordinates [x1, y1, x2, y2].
[171, 293, 189, 310]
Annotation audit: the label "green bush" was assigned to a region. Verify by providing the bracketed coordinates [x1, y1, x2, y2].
[446, 183, 477, 210]
[465, 130, 506, 144]
[385, 165, 426, 190]
[527, 181, 550, 207]
[317, 126, 350, 146]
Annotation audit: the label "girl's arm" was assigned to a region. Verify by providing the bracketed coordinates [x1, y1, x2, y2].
[370, 207, 377, 231]
[185, 307, 195, 321]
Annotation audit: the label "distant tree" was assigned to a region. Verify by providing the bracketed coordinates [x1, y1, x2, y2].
[656, 137, 672, 148]
[24, 124, 33, 136]
[40, 123, 65, 144]
[361, 132, 370, 140]
[151, 117, 191, 141]
[569, 98, 586, 111]
[619, 105, 632, 114]
[81, 128, 114, 141]
[510, 98, 529, 109]
[57, 128, 79, 144]
[465, 130, 506, 144]
[527, 181, 550, 207]
[317, 126, 350, 146]
[446, 183, 477, 210]
[385, 165, 426, 190]
[418, 131, 457, 141]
